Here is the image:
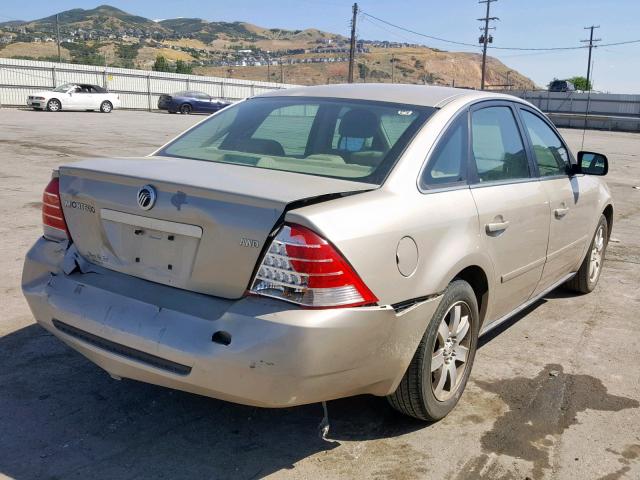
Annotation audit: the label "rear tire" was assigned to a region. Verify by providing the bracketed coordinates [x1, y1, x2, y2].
[179, 103, 192, 114]
[46, 98, 61, 112]
[387, 280, 479, 421]
[100, 101, 113, 113]
[565, 214, 608, 293]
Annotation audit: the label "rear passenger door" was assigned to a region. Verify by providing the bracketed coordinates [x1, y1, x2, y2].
[516, 107, 593, 292]
[468, 102, 550, 322]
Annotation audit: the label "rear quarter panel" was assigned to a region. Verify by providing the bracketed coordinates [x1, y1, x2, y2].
[286, 187, 494, 307]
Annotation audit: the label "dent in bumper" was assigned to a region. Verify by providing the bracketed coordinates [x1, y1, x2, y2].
[22, 238, 441, 407]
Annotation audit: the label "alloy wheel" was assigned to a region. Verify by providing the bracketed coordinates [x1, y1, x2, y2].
[431, 301, 473, 401]
[589, 225, 605, 282]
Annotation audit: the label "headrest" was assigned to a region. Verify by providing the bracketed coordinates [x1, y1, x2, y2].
[338, 108, 379, 138]
[225, 138, 285, 156]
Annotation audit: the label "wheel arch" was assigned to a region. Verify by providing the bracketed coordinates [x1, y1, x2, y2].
[47, 97, 61, 109]
[602, 204, 614, 239]
[452, 265, 489, 327]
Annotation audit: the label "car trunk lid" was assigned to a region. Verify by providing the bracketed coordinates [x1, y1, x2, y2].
[58, 157, 375, 298]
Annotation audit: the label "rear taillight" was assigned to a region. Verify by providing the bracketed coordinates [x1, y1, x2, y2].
[42, 177, 69, 241]
[250, 224, 377, 308]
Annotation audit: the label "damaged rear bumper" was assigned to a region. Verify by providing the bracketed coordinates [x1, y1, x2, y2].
[22, 238, 441, 407]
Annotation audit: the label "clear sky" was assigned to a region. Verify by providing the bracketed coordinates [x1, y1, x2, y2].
[2, 0, 639, 93]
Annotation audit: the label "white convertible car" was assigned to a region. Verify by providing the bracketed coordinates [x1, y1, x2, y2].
[27, 83, 121, 113]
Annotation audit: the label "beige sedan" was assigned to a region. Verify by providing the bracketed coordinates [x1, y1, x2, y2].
[22, 84, 612, 421]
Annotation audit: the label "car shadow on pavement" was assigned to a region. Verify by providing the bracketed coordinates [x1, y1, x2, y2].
[0, 323, 426, 480]
[478, 287, 582, 348]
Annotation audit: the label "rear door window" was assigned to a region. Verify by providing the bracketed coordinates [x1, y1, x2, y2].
[471, 106, 530, 182]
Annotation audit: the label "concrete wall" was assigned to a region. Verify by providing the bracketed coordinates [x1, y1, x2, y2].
[503, 90, 640, 132]
[0, 58, 294, 109]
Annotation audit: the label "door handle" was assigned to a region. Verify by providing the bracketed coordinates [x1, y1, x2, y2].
[486, 220, 510, 233]
[554, 207, 570, 218]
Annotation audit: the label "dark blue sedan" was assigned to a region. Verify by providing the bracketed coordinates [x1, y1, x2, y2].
[158, 91, 230, 114]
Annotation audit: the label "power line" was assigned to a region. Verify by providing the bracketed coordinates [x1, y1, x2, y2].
[359, 10, 594, 51]
[360, 11, 479, 48]
[596, 39, 640, 47]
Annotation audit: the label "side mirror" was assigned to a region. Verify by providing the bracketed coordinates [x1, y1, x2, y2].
[574, 151, 608, 176]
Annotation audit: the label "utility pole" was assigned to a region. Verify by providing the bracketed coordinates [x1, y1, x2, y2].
[478, 0, 498, 90]
[347, 3, 358, 83]
[55, 13, 62, 62]
[280, 59, 284, 84]
[581, 25, 601, 91]
[266, 53, 270, 81]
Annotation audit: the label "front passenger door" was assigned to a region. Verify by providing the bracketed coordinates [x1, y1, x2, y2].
[65, 85, 84, 110]
[517, 108, 593, 292]
[468, 103, 550, 322]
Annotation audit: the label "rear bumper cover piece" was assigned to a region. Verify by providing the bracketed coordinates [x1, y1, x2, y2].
[22, 237, 440, 407]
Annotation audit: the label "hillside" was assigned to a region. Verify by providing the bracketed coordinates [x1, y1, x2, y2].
[0, 4, 536, 89]
[16, 5, 166, 33]
[196, 48, 534, 90]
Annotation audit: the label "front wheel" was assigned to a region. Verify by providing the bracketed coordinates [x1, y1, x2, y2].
[387, 280, 479, 421]
[46, 98, 61, 112]
[100, 101, 113, 113]
[565, 214, 608, 293]
[179, 103, 192, 114]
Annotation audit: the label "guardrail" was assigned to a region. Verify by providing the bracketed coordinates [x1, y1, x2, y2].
[0, 58, 294, 110]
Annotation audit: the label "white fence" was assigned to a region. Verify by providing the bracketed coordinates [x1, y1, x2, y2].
[503, 90, 640, 132]
[0, 58, 294, 109]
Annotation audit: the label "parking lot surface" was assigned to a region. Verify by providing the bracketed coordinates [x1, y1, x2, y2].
[1, 108, 639, 480]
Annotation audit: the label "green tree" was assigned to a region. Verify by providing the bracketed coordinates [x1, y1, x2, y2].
[548, 76, 593, 91]
[152, 55, 172, 72]
[175, 60, 193, 74]
[567, 76, 592, 91]
[357, 62, 369, 81]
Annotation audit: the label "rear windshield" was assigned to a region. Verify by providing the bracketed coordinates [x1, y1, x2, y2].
[157, 96, 436, 184]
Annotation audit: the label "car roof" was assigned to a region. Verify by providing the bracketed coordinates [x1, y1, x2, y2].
[255, 83, 519, 108]
[175, 90, 207, 96]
